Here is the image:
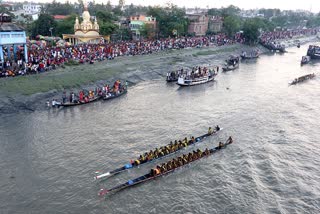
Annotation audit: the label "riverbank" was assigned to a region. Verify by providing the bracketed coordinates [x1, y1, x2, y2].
[0, 35, 318, 114]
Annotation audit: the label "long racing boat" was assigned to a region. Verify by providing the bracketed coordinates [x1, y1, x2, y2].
[98, 137, 233, 196]
[94, 126, 223, 181]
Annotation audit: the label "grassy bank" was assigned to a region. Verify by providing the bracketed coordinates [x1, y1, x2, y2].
[0, 44, 244, 96]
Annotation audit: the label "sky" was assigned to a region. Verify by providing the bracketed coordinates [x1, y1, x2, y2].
[9, 0, 320, 13]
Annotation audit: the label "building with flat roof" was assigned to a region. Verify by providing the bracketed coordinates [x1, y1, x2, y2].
[0, 14, 28, 63]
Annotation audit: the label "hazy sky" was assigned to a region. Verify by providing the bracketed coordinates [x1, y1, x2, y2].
[14, 0, 320, 12]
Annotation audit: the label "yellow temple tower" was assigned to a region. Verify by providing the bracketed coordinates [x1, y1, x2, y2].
[63, 0, 108, 44]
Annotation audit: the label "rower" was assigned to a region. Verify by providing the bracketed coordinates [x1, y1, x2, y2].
[138, 154, 145, 162]
[228, 136, 233, 144]
[204, 148, 210, 156]
[160, 163, 167, 173]
[134, 159, 140, 166]
[197, 149, 202, 157]
[218, 141, 224, 149]
[216, 125, 220, 131]
[182, 155, 188, 164]
[208, 127, 213, 135]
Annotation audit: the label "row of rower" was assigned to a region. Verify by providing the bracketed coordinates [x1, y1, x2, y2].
[133, 126, 220, 166]
[151, 136, 233, 176]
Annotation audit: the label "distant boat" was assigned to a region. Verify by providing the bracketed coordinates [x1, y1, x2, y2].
[289, 73, 315, 85]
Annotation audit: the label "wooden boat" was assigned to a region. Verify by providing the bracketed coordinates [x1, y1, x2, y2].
[300, 56, 310, 66]
[261, 42, 286, 53]
[307, 45, 320, 59]
[222, 63, 239, 72]
[103, 87, 127, 100]
[98, 137, 233, 196]
[94, 126, 223, 180]
[240, 54, 259, 60]
[57, 96, 101, 107]
[177, 75, 215, 86]
[289, 73, 315, 85]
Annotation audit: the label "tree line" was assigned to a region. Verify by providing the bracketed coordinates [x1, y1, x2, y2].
[13, 2, 320, 43]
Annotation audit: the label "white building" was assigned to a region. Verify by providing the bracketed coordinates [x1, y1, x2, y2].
[23, 3, 41, 15]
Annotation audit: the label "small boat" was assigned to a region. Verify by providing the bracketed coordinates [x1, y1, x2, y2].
[307, 45, 320, 59]
[241, 55, 259, 60]
[103, 87, 127, 100]
[94, 126, 223, 180]
[177, 74, 215, 86]
[240, 50, 259, 60]
[300, 56, 311, 66]
[57, 96, 101, 107]
[166, 71, 179, 82]
[289, 73, 316, 85]
[98, 137, 233, 196]
[222, 63, 239, 72]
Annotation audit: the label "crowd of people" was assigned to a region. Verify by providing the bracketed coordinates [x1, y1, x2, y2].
[1, 28, 318, 79]
[259, 28, 319, 45]
[149, 136, 233, 176]
[132, 126, 220, 166]
[0, 33, 244, 78]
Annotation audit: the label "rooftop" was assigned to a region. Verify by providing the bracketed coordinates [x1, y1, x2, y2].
[0, 23, 24, 32]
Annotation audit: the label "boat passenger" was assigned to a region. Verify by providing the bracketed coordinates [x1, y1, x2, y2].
[204, 148, 210, 156]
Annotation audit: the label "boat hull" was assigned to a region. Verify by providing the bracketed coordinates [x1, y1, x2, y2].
[177, 76, 215, 86]
[58, 96, 101, 107]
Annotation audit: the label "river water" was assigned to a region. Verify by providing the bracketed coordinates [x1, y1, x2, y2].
[1, 44, 320, 214]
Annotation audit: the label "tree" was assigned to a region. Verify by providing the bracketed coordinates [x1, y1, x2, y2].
[99, 22, 117, 35]
[140, 23, 155, 39]
[30, 14, 57, 38]
[221, 5, 240, 18]
[147, 4, 188, 38]
[223, 16, 241, 37]
[242, 19, 260, 44]
[55, 14, 77, 37]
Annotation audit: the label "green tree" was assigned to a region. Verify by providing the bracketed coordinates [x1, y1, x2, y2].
[30, 14, 57, 38]
[221, 5, 240, 17]
[223, 16, 241, 37]
[147, 4, 188, 37]
[55, 14, 77, 37]
[140, 23, 155, 39]
[242, 19, 260, 44]
[43, 1, 76, 15]
[99, 22, 117, 35]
